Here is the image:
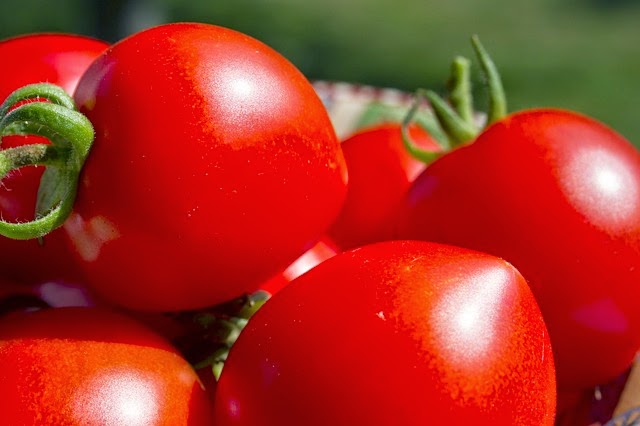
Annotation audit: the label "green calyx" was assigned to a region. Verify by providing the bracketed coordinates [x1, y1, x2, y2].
[0, 83, 94, 240]
[173, 290, 271, 381]
[402, 35, 508, 161]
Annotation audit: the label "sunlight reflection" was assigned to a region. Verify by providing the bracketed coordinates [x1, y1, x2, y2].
[562, 147, 640, 231]
[432, 265, 514, 365]
[72, 368, 159, 425]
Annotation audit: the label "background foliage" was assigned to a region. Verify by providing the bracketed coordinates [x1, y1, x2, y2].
[2, 0, 639, 145]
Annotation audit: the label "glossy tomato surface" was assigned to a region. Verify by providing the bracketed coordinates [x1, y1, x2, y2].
[214, 240, 556, 425]
[327, 123, 441, 249]
[0, 307, 213, 425]
[396, 108, 640, 390]
[0, 33, 108, 286]
[70, 23, 347, 311]
[0, 33, 108, 102]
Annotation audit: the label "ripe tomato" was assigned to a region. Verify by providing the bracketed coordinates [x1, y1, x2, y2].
[0, 307, 213, 424]
[396, 108, 640, 390]
[214, 240, 556, 425]
[69, 23, 347, 311]
[0, 33, 108, 286]
[327, 123, 442, 249]
[0, 33, 108, 102]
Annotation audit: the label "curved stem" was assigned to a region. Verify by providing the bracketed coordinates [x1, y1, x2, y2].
[447, 56, 475, 127]
[423, 89, 477, 147]
[0, 83, 94, 240]
[1, 101, 93, 161]
[0, 83, 75, 116]
[401, 90, 445, 163]
[470, 35, 507, 124]
[170, 290, 271, 381]
[0, 144, 59, 178]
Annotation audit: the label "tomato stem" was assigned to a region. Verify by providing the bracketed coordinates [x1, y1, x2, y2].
[423, 89, 477, 146]
[0, 83, 94, 240]
[447, 56, 475, 127]
[0, 144, 60, 176]
[470, 35, 507, 124]
[169, 290, 270, 381]
[402, 35, 508, 158]
[401, 90, 446, 163]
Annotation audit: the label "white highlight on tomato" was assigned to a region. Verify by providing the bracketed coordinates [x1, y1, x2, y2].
[72, 368, 160, 425]
[562, 147, 640, 232]
[432, 264, 515, 365]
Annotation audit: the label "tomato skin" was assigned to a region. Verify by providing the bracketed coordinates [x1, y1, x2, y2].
[0, 307, 213, 425]
[0, 33, 108, 286]
[214, 240, 556, 425]
[396, 108, 640, 390]
[70, 23, 347, 311]
[327, 123, 441, 250]
[0, 33, 108, 102]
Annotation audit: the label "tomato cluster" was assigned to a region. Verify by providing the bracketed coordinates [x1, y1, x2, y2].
[0, 24, 638, 425]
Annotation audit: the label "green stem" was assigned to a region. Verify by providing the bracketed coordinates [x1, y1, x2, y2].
[0, 83, 75, 116]
[169, 290, 271, 381]
[0, 144, 59, 178]
[401, 36, 507, 157]
[470, 35, 507, 124]
[447, 56, 475, 127]
[400, 90, 445, 163]
[0, 83, 94, 240]
[423, 89, 477, 146]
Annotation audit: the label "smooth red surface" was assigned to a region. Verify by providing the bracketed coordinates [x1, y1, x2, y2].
[0, 33, 108, 286]
[214, 240, 556, 425]
[396, 108, 640, 390]
[328, 123, 441, 249]
[0, 33, 108, 102]
[0, 307, 213, 425]
[70, 23, 347, 311]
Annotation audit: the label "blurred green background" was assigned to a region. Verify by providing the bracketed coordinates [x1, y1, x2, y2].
[2, 0, 639, 145]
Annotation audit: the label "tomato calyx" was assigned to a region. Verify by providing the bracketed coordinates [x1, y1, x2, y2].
[402, 35, 507, 157]
[161, 290, 270, 380]
[0, 83, 94, 240]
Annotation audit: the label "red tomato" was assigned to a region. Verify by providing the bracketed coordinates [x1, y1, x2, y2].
[0, 33, 108, 286]
[214, 240, 556, 425]
[0, 307, 213, 424]
[396, 108, 640, 390]
[0, 33, 108, 102]
[327, 123, 442, 249]
[69, 23, 347, 311]
[261, 236, 339, 295]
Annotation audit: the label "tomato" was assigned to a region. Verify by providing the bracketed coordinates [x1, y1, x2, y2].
[0, 307, 213, 424]
[327, 123, 442, 249]
[0, 33, 108, 102]
[0, 33, 108, 286]
[69, 23, 347, 311]
[214, 240, 556, 425]
[396, 108, 640, 390]
[260, 236, 339, 295]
